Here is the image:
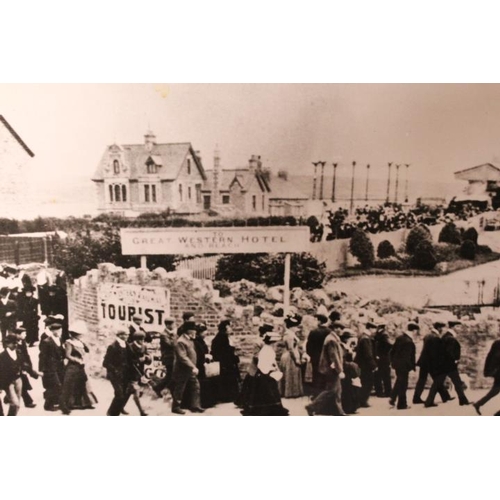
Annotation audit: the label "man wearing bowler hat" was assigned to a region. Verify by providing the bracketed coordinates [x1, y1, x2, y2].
[413, 320, 452, 405]
[171, 321, 204, 414]
[389, 321, 417, 410]
[373, 321, 393, 398]
[306, 313, 331, 396]
[306, 321, 346, 416]
[355, 321, 378, 407]
[177, 311, 195, 337]
[0, 286, 17, 340]
[17, 285, 40, 346]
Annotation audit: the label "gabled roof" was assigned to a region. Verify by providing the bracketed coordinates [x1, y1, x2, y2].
[92, 142, 206, 181]
[0, 115, 34, 157]
[454, 163, 500, 182]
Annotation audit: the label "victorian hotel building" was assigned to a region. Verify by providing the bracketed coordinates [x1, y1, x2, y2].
[92, 131, 308, 218]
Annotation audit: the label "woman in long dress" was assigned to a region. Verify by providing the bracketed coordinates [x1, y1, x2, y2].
[211, 319, 241, 403]
[59, 320, 97, 415]
[241, 326, 289, 416]
[279, 314, 305, 398]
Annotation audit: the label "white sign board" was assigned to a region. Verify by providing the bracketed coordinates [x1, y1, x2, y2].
[120, 226, 311, 255]
[98, 283, 170, 330]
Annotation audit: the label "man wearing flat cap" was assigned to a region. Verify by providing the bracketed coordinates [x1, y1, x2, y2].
[103, 330, 130, 416]
[153, 317, 177, 398]
[171, 321, 204, 414]
[425, 320, 470, 407]
[306, 314, 331, 396]
[413, 320, 452, 405]
[355, 321, 378, 408]
[0, 334, 23, 415]
[38, 316, 65, 411]
[128, 312, 151, 343]
[389, 322, 417, 410]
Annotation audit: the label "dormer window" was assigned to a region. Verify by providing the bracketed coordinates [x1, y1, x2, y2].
[146, 157, 159, 174]
[113, 160, 120, 174]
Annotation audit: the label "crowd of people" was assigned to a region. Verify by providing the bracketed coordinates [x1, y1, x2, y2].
[2, 271, 500, 415]
[313, 201, 489, 241]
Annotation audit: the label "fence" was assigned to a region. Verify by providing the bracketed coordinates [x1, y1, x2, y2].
[176, 255, 219, 280]
[0, 235, 54, 265]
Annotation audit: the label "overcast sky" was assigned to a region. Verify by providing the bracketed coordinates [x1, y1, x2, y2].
[2, 83, 500, 215]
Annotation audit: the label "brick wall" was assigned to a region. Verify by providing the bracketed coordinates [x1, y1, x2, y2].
[68, 264, 261, 378]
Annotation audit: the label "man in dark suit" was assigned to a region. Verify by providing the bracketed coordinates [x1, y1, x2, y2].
[171, 321, 204, 414]
[103, 329, 130, 416]
[306, 314, 330, 396]
[38, 319, 65, 411]
[17, 285, 40, 346]
[0, 334, 24, 415]
[45, 284, 69, 341]
[413, 321, 452, 404]
[474, 339, 500, 415]
[153, 317, 177, 398]
[0, 287, 17, 340]
[425, 321, 470, 407]
[389, 322, 417, 410]
[355, 321, 378, 407]
[373, 321, 393, 397]
[13, 325, 39, 408]
[306, 321, 346, 416]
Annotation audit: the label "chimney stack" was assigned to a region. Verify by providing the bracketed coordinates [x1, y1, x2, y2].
[213, 146, 220, 205]
[249, 154, 259, 172]
[144, 130, 156, 152]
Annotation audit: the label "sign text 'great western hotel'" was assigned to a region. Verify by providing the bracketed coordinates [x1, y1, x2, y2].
[120, 226, 311, 255]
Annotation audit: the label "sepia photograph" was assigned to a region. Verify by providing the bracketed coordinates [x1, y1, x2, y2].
[2, 82, 500, 417]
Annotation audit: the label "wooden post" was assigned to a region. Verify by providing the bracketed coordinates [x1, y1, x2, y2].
[140, 255, 147, 269]
[284, 253, 291, 315]
[43, 236, 49, 265]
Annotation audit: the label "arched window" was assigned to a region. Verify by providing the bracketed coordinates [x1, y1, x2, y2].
[179, 184, 183, 202]
[115, 184, 121, 202]
[113, 160, 120, 174]
[122, 185, 127, 202]
[109, 185, 114, 202]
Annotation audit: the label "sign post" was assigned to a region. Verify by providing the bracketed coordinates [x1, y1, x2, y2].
[284, 253, 291, 315]
[121, 226, 311, 313]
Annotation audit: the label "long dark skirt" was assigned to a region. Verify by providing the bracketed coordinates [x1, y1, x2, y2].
[240, 371, 289, 416]
[60, 363, 98, 413]
[217, 365, 241, 403]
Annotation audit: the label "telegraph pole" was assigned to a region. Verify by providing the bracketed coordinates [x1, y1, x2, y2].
[350, 161, 356, 213]
[386, 162, 392, 203]
[331, 163, 338, 203]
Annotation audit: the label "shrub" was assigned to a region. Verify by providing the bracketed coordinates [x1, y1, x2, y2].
[213, 280, 232, 298]
[462, 227, 479, 245]
[434, 243, 458, 263]
[411, 240, 437, 270]
[377, 240, 396, 259]
[460, 240, 476, 260]
[438, 222, 462, 245]
[406, 224, 433, 255]
[373, 257, 406, 271]
[349, 229, 375, 268]
[477, 244, 493, 255]
[214, 253, 326, 290]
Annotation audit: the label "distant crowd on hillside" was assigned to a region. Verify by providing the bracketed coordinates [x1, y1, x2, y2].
[308, 201, 490, 242]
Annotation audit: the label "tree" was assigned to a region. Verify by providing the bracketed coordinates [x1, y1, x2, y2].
[438, 222, 462, 245]
[350, 229, 375, 268]
[377, 240, 396, 259]
[406, 224, 432, 255]
[460, 240, 476, 260]
[215, 253, 326, 290]
[411, 240, 437, 270]
[462, 227, 479, 245]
